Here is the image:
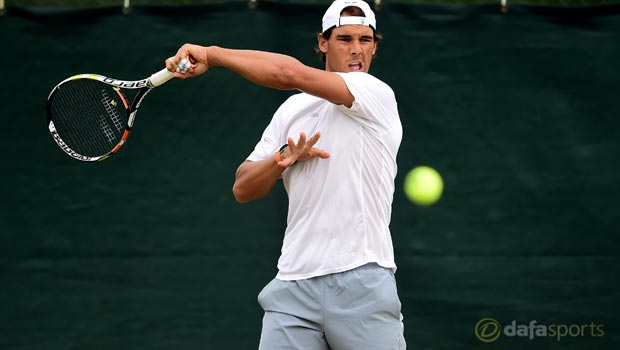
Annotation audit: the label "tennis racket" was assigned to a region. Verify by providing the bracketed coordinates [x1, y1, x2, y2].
[45, 58, 190, 162]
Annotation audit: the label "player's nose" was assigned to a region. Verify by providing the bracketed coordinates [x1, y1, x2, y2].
[350, 40, 362, 55]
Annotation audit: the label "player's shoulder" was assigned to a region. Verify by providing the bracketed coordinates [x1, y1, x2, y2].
[338, 72, 394, 93]
[337, 71, 389, 84]
[337, 72, 396, 104]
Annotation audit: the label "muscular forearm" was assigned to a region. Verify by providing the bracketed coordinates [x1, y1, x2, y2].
[232, 159, 285, 203]
[207, 46, 305, 91]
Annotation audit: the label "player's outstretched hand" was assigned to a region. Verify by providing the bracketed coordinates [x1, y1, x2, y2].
[279, 132, 330, 168]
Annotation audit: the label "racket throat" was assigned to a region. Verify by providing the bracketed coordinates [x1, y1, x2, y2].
[128, 110, 139, 128]
[128, 88, 151, 127]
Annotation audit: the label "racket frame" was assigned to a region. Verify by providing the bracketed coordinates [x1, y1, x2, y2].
[46, 68, 174, 162]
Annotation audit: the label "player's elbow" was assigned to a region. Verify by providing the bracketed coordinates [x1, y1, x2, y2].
[232, 183, 266, 204]
[275, 60, 305, 90]
[232, 184, 252, 204]
[232, 160, 272, 203]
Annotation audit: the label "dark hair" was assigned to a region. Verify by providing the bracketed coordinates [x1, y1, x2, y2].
[315, 6, 383, 63]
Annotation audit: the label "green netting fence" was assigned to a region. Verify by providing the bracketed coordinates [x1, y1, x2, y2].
[2, 0, 620, 9]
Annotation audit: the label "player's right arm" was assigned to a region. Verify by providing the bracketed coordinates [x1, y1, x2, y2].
[166, 44, 355, 107]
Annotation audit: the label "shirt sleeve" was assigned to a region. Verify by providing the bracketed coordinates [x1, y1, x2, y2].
[335, 72, 400, 133]
[246, 104, 284, 162]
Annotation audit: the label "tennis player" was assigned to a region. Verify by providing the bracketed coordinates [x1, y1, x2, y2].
[167, 0, 405, 348]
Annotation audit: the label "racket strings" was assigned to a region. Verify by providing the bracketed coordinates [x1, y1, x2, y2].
[48, 79, 129, 157]
[101, 89, 125, 133]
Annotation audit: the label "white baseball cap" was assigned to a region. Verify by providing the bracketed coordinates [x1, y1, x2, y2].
[321, 0, 377, 33]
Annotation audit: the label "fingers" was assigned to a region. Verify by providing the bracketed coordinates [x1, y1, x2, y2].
[167, 57, 190, 73]
[285, 131, 329, 162]
[166, 58, 192, 79]
[307, 132, 321, 148]
[291, 132, 306, 148]
[165, 57, 177, 72]
[313, 149, 331, 159]
[166, 56, 187, 76]
[165, 44, 208, 78]
[290, 131, 317, 150]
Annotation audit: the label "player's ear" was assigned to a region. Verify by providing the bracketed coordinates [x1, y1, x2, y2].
[318, 33, 328, 54]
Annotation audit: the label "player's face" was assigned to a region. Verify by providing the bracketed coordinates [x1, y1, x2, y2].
[319, 25, 377, 73]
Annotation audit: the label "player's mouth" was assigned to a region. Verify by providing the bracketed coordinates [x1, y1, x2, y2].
[348, 61, 363, 71]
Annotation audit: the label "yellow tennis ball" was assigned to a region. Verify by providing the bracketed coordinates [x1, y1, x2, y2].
[404, 166, 444, 206]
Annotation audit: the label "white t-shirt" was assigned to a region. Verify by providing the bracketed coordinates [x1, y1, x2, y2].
[247, 72, 402, 280]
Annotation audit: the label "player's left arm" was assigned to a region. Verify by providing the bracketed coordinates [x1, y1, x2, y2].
[233, 132, 330, 203]
[233, 159, 283, 203]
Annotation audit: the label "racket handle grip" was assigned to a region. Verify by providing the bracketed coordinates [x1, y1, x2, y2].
[149, 68, 175, 88]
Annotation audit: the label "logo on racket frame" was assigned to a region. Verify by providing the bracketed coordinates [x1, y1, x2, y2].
[48, 121, 98, 161]
[101, 77, 149, 89]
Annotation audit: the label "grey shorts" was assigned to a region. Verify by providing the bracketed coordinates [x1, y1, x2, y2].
[257, 263, 406, 350]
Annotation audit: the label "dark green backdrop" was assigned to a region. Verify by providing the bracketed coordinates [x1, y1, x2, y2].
[1, 3, 619, 350]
